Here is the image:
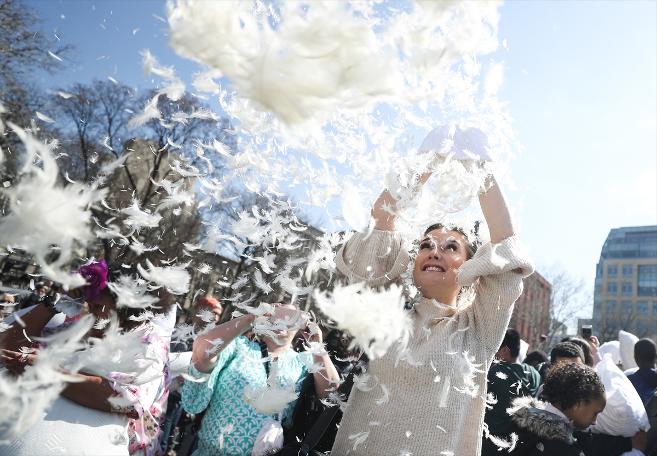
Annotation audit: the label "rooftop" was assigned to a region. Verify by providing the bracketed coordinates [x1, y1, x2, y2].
[599, 225, 657, 260]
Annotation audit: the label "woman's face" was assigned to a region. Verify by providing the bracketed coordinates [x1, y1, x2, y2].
[263, 303, 303, 348]
[412, 228, 469, 300]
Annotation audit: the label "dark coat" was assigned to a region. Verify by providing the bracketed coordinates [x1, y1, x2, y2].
[506, 397, 631, 456]
[507, 397, 584, 456]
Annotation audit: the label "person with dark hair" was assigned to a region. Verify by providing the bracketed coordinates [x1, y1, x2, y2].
[0, 260, 175, 455]
[537, 341, 645, 456]
[507, 363, 607, 455]
[524, 350, 548, 369]
[532, 342, 585, 401]
[562, 336, 600, 367]
[330, 126, 534, 455]
[482, 329, 541, 455]
[16, 281, 49, 310]
[0, 292, 16, 319]
[550, 341, 585, 365]
[524, 350, 549, 381]
[627, 339, 657, 404]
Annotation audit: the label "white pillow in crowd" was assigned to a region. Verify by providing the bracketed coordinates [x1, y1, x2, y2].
[518, 339, 529, 364]
[591, 354, 650, 437]
[598, 340, 621, 366]
[619, 330, 640, 370]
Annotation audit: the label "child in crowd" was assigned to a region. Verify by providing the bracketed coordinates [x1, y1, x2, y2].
[509, 362, 605, 455]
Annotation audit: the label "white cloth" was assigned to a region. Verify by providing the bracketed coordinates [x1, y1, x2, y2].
[620, 330, 640, 370]
[251, 418, 284, 456]
[599, 340, 622, 366]
[419, 125, 493, 161]
[592, 354, 650, 437]
[0, 396, 129, 456]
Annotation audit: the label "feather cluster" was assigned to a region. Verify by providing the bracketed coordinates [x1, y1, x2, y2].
[314, 283, 411, 359]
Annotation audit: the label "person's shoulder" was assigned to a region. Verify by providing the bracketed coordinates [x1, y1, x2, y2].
[487, 361, 507, 378]
[522, 363, 540, 377]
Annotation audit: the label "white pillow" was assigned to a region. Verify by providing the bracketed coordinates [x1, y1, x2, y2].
[592, 354, 650, 437]
[0, 396, 129, 456]
[619, 330, 639, 370]
[518, 339, 529, 363]
[599, 340, 621, 366]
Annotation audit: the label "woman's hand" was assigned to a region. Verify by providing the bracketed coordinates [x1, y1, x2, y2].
[0, 348, 37, 374]
[305, 321, 323, 344]
[419, 125, 492, 162]
[588, 335, 601, 365]
[375, 125, 492, 232]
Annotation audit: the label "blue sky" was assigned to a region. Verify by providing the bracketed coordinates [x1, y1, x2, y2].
[26, 1, 657, 312]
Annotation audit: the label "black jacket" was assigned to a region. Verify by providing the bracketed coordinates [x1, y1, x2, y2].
[506, 397, 631, 456]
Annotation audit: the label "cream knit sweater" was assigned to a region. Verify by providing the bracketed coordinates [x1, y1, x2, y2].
[331, 230, 534, 456]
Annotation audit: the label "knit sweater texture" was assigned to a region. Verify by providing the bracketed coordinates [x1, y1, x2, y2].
[330, 229, 534, 456]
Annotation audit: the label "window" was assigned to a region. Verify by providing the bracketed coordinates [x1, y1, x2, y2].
[637, 301, 648, 315]
[607, 282, 618, 295]
[653, 302, 657, 316]
[623, 265, 633, 276]
[622, 301, 633, 313]
[638, 265, 657, 296]
[607, 265, 618, 277]
[607, 300, 617, 313]
[622, 282, 633, 296]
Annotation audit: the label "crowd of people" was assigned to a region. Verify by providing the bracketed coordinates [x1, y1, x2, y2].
[483, 329, 656, 455]
[0, 125, 655, 455]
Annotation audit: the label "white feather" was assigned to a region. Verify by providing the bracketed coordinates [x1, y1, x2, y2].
[121, 200, 163, 230]
[107, 275, 160, 309]
[0, 124, 104, 288]
[243, 383, 298, 415]
[35, 111, 55, 123]
[314, 283, 411, 359]
[137, 260, 191, 295]
[252, 269, 273, 295]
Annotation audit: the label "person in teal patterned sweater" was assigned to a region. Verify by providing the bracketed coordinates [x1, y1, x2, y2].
[182, 303, 340, 456]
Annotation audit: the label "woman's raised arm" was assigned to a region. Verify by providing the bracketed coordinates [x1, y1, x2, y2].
[478, 174, 515, 244]
[191, 313, 255, 373]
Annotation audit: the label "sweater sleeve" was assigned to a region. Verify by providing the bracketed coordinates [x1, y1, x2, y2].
[181, 336, 239, 414]
[335, 229, 410, 288]
[457, 236, 534, 355]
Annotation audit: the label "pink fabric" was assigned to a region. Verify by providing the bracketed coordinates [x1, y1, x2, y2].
[107, 325, 170, 456]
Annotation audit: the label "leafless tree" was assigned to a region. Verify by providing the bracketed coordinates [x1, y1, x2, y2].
[53, 84, 101, 182]
[541, 268, 592, 348]
[596, 304, 642, 342]
[0, 0, 71, 183]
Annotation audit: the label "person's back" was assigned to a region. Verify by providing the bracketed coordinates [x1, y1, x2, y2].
[627, 339, 657, 404]
[482, 329, 541, 455]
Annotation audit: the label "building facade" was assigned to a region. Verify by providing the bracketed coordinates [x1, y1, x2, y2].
[510, 271, 552, 350]
[593, 226, 657, 342]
